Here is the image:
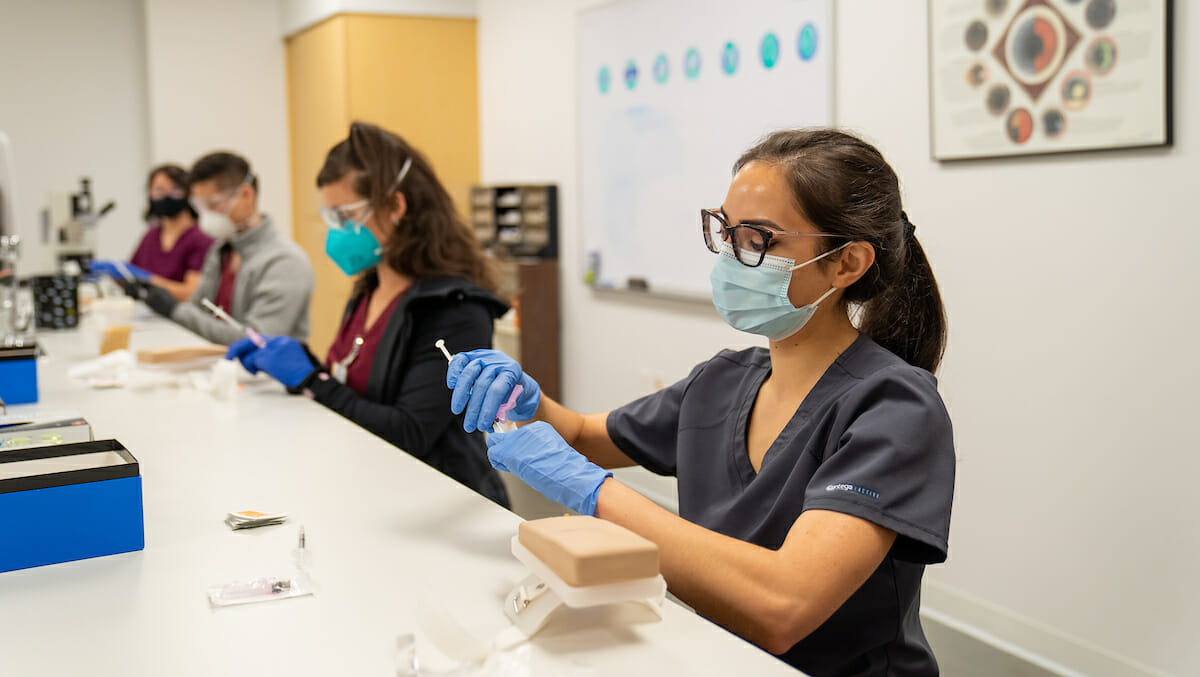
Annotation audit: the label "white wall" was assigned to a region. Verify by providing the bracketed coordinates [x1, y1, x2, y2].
[0, 0, 294, 271]
[144, 0, 292, 237]
[0, 0, 151, 269]
[478, 1, 1200, 675]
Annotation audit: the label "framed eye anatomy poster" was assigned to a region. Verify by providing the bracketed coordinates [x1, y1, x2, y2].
[928, 0, 1173, 160]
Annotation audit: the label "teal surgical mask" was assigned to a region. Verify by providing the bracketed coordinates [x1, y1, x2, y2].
[325, 217, 382, 276]
[709, 241, 848, 341]
[319, 156, 414, 276]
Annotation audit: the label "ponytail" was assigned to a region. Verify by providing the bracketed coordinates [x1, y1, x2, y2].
[858, 220, 946, 372]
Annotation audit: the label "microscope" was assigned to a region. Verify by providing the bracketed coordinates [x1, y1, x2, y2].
[0, 131, 39, 406]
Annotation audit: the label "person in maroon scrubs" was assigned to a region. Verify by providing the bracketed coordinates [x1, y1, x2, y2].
[93, 165, 214, 302]
[226, 121, 510, 507]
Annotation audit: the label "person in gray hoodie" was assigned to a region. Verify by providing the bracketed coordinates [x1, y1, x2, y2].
[134, 151, 314, 345]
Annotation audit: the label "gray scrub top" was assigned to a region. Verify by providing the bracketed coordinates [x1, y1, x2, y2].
[606, 334, 955, 677]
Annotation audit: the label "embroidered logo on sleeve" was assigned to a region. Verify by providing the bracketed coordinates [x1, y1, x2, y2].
[825, 483, 880, 500]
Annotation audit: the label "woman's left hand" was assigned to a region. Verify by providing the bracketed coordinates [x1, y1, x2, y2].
[485, 421, 612, 515]
[226, 335, 317, 388]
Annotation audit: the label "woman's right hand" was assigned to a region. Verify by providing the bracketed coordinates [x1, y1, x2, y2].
[446, 349, 542, 433]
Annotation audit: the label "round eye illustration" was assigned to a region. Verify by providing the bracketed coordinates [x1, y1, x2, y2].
[1005, 108, 1034, 144]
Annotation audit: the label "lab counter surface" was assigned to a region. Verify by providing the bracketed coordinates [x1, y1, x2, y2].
[0, 318, 800, 675]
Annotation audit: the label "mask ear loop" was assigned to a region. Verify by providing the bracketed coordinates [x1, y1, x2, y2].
[811, 285, 840, 308]
[791, 241, 850, 310]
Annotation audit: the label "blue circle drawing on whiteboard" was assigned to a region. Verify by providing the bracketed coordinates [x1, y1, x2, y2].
[798, 23, 818, 61]
[722, 42, 739, 75]
[597, 66, 611, 94]
[684, 48, 702, 79]
[653, 53, 669, 84]
[761, 32, 780, 69]
[624, 60, 638, 90]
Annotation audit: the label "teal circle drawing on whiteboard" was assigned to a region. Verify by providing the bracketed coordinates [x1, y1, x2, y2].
[624, 59, 638, 90]
[721, 41, 739, 75]
[684, 47, 702, 79]
[597, 66, 611, 94]
[653, 53, 669, 84]
[798, 23, 818, 61]
[761, 32, 780, 69]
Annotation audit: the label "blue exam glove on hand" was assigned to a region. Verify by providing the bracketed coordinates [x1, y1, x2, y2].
[91, 260, 150, 282]
[446, 349, 541, 433]
[485, 422, 612, 516]
[226, 335, 317, 389]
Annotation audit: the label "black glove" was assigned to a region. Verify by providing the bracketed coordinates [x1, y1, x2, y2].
[137, 282, 178, 318]
[114, 275, 143, 299]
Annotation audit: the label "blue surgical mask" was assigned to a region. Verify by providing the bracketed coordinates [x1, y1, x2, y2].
[325, 218, 382, 276]
[710, 242, 848, 341]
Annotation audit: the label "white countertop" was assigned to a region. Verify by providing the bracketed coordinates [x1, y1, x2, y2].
[0, 318, 797, 675]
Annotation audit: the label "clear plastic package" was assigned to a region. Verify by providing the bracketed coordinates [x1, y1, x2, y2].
[207, 576, 313, 607]
[208, 527, 315, 607]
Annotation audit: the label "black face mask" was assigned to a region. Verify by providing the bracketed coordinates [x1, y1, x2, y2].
[148, 196, 190, 218]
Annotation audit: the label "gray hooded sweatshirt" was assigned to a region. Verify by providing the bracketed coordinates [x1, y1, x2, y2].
[171, 215, 314, 344]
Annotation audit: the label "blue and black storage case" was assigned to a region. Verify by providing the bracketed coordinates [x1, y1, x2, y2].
[0, 439, 144, 573]
[0, 343, 38, 405]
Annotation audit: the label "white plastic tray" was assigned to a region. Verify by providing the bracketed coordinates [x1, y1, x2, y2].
[509, 535, 666, 608]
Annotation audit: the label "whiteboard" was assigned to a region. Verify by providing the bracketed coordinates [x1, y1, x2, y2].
[578, 0, 834, 299]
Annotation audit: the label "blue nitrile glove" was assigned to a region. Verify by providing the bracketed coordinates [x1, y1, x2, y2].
[485, 422, 612, 515]
[446, 349, 541, 433]
[90, 260, 150, 282]
[225, 336, 263, 366]
[225, 335, 317, 389]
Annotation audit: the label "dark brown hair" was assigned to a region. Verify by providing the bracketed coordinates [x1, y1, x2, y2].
[190, 151, 258, 193]
[735, 129, 947, 372]
[316, 121, 497, 294]
[143, 163, 197, 220]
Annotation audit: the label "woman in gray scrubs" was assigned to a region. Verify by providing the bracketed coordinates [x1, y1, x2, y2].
[448, 129, 955, 676]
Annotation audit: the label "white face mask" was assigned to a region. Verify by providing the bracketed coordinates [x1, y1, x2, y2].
[197, 206, 236, 240]
[195, 174, 253, 240]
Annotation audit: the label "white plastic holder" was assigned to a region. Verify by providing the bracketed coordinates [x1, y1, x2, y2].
[503, 535, 667, 638]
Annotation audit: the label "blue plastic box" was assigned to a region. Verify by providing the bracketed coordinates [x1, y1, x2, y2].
[0, 439, 144, 573]
[0, 344, 38, 405]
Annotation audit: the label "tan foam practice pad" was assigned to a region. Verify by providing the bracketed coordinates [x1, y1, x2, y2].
[99, 325, 131, 355]
[136, 345, 228, 364]
[518, 515, 660, 587]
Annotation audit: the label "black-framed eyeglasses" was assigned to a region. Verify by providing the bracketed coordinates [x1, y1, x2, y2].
[701, 208, 844, 268]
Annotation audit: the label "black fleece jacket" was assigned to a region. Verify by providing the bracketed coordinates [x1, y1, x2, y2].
[303, 276, 510, 507]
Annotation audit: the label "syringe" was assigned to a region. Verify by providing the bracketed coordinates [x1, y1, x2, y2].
[202, 298, 267, 348]
[436, 339, 521, 433]
[114, 261, 137, 284]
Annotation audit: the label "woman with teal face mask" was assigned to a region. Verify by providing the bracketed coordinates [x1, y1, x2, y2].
[447, 129, 956, 675]
[227, 121, 511, 507]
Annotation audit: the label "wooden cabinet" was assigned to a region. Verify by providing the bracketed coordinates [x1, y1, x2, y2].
[473, 184, 561, 402]
[285, 14, 479, 356]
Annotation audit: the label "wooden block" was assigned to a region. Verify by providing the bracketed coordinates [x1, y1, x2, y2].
[136, 345, 227, 364]
[99, 325, 131, 355]
[518, 515, 659, 587]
